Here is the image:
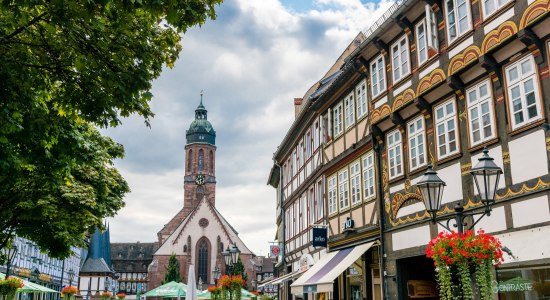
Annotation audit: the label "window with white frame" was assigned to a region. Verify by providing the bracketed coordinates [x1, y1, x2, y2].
[309, 188, 314, 224]
[408, 116, 426, 170]
[445, 0, 471, 43]
[392, 35, 410, 82]
[299, 142, 304, 167]
[482, 0, 510, 18]
[314, 121, 320, 150]
[316, 180, 323, 220]
[288, 208, 293, 237]
[362, 152, 375, 199]
[505, 55, 542, 130]
[356, 80, 368, 118]
[328, 176, 337, 214]
[294, 201, 299, 235]
[306, 131, 312, 158]
[322, 110, 332, 144]
[371, 55, 386, 98]
[333, 103, 343, 136]
[338, 169, 349, 210]
[344, 92, 355, 128]
[350, 162, 361, 205]
[416, 6, 438, 66]
[466, 79, 496, 146]
[435, 98, 459, 159]
[301, 196, 306, 231]
[387, 130, 403, 179]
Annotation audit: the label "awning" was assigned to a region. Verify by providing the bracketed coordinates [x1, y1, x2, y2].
[257, 278, 276, 289]
[269, 270, 303, 286]
[291, 242, 375, 294]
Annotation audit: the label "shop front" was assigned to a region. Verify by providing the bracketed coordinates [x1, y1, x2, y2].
[290, 241, 380, 300]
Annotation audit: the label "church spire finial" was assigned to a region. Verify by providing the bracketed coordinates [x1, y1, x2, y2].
[200, 90, 204, 105]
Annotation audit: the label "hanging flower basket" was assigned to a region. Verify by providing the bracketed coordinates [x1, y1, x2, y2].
[426, 230, 504, 300]
[62, 285, 78, 300]
[208, 286, 221, 300]
[101, 291, 113, 300]
[116, 293, 126, 300]
[218, 275, 245, 300]
[0, 277, 24, 300]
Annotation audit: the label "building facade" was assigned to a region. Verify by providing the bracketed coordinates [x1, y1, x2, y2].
[148, 98, 255, 291]
[271, 0, 550, 297]
[1, 236, 82, 299]
[111, 242, 157, 297]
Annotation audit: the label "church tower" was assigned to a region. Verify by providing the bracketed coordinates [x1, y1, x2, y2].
[183, 97, 217, 216]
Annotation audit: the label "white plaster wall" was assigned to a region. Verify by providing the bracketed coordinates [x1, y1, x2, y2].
[474, 206, 507, 233]
[395, 202, 425, 218]
[470, 145, 505, 192]
[393, 79, 412, 96]
[448, 36, 474, 58]
[509, 129, 548, 184]
[511, 195, 550, 227]
[436, 162, 463, 204]
[496, 225, 550, 264]
[374, 96, 388, 108]
[483, 7, 514, 33]
[392, 225, 431, 251]
[390, 182, 405, 194]
[419, 60, 440, 79]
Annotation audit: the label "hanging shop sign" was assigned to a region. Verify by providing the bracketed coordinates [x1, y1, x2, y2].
[299, 254, 315, 272]
[312, 227, 327, 247]
[270, 244, 281, 257]
[342, 217, 355, 232]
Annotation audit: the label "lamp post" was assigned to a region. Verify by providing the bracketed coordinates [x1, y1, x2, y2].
[212, 266, 221, 285]
[5, 245, 18, 277]
[67, 269, 75, 286]
[222, 243, 240, 275]
[417, 148, 502, 233]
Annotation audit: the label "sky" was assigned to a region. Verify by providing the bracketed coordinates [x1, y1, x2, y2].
[105, 0, 395, 256]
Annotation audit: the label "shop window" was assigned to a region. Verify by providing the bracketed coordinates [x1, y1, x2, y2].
[496, 267, 550, 299]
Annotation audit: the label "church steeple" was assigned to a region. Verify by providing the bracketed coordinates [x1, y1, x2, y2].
[186, 92, 216, 145]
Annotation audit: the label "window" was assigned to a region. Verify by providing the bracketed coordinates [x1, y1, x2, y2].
[371, 55, 386, 98]
[289, 206, 294, 237]
[362, 153, 375, 199]
[309, 188, 314, 224]
[356, 80, 368, 118]
[306, 131, 311, 159]
[445, 0, 471, 43]
[316, 181, 323, 220]
[187, 150, 193, 172]
[338, 170, 350, 210]
[416, 6, 438, 66]
[408, 116, 426, 170]
[387, 130, 403, 179]
[466, 79, 496, 146]
[322, 110, 332, 143]
[328, 176, 337, 214]
[300, 142, 304, 167]
[294, 150, 298, 174]
[198, 239, 209, 284]
[333, 103, 343, 136]
[301, 196, 306, 231]
[435, 98, 459, 159]
[285, 209, 290, 239]
[209, 150, 214, 173]
[391, 36, 410, 82]
[350, 162, 361, 205]
[313, 121, 320, 150]
[482, 0, 510, 18]
[344, 92, 355, 128]
[198, 149, 204, 171]
[294, 201, 299, 234]
[505, 55, 542, 130]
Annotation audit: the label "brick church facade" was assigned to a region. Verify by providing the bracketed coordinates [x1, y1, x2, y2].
[148, 98, 255, 291]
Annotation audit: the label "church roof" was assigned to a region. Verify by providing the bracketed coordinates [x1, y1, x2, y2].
[186, 100, 216, 145]
[111, 242, 157, 273]
[80, 257, 113, 274]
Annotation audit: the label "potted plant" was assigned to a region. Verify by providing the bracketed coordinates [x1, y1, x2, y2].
[207, 286, 221, 300]
[101, 291, 112, 300]
[0, 277, 23, 300]
[426, 229, 503, 300]
[116, 293, 126, 300]
[61, 285, 79, 300]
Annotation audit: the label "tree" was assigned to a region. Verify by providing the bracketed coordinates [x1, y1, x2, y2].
[163, 253, 181, 284]
[0, 0, 223, 259]
[232, 257, 248, 286]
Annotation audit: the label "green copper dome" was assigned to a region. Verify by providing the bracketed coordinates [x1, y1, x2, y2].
[186, 99, 216, 145]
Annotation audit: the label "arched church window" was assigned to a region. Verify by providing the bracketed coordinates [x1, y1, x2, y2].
[197, 239, 209, 285]
[198, 149, 204, 171]
[188, 150, 193, 172]
[196, 186, 204, 200]
[183, 245, 188, 253]
[209, 150, 214, 173]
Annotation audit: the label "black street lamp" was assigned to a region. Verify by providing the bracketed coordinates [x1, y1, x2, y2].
[5, 245, 18, 277]
[212, 266, 221, 285]
[417, 148, 503, 233]
[67, 269, 75, 286]
[222, 243, 240, 275]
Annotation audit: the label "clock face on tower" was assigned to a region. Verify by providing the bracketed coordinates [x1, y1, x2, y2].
[195, 175, 205, 185]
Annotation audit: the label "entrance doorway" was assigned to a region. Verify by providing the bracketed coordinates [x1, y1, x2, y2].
[396, 256, 438, 300]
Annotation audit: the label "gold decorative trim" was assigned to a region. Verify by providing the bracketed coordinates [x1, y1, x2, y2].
[461, 163, 472, 175]
[502, 151, 510, 164]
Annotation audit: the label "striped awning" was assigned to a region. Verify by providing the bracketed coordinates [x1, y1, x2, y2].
[290, 242, 375, 294]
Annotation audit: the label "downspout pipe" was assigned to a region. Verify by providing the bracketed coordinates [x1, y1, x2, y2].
[373, 140, 389, 300]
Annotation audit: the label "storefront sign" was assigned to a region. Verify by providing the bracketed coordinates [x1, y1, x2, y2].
[270, 245, 281, 257]
[312, 227, 327, 247]
[342, 217, 355, 232]
[299, 254, 315, 272]
[492, 278, 534, 293]
[38, 274, 52, 282]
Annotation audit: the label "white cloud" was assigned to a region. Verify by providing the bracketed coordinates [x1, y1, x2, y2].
[107, 0, 394, 255]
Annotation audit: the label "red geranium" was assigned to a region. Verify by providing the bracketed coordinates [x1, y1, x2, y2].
[62, 285, 78, 295]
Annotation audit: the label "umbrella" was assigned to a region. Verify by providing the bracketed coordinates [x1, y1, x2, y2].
[0, 273, 59, 293]
[142, 281, 187, 298]
[187, 265, 198, 300]
[196, 289, 257, 300]
[240, 289, 258, 299]
[197, 290, 211, 299]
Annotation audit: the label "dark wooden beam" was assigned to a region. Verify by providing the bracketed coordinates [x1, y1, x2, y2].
[371, 125, 384, 142]
[414, 96, 431, 114]
[373, 38, 389, 53]
[395, 14, 413, 31]
[518, 28, 544, 64]
[446, 75, 464, 92]
[390, 112, 406, 127]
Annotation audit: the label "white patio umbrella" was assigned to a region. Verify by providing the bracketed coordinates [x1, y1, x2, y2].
[187, 265, 198, 300]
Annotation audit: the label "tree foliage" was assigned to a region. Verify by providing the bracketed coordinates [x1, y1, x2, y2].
[0, 0, 222, 259]
[163, 253, 181, 284]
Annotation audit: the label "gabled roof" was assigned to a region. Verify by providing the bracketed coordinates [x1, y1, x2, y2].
[80, 257, 113, 274]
